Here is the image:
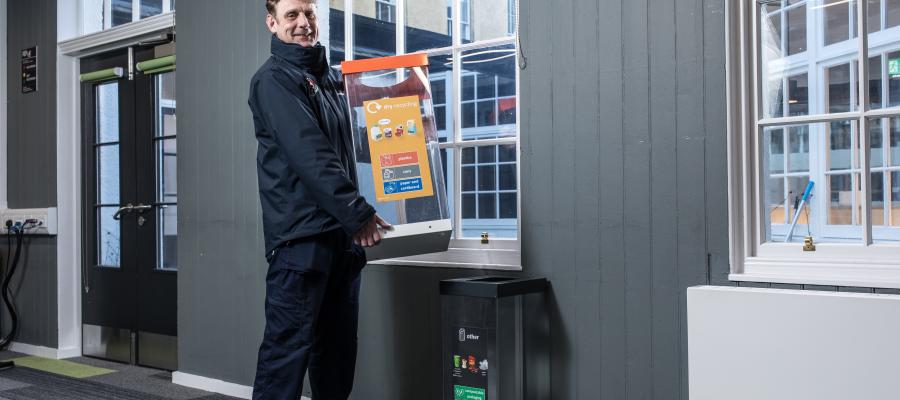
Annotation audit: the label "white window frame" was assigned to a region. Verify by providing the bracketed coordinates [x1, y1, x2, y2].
[95, 0, 172, 31]
[375, 0, 395, 23]
[729, 0, 900, 288]
[337, 0, 521, 269]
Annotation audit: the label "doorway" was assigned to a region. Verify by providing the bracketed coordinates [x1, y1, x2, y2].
[80, 44, 178, 370]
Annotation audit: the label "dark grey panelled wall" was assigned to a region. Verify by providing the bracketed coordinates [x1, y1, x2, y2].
[177, 0, 727, 398]
[1, 0, 58, 348]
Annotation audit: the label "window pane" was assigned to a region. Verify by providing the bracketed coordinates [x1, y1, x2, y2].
[788, 126, 810, 172]
[157, 139, 177, 203]
[788, 175, 811, 226]
[767, 128, 785, 174]
[112, 0, 133, 26]
[499, 192, 517, 218]
[788, 73, 808, 116]
[786, 4, 807, 55]
[97, 83, 119, 143]
[462, 102, 476, 128]
[140, 0, 162, 18]
[405, 0, 452, 52]
[498, 164, 516, 190]
[867, 0, 881, 33]
[98, 206, 121, 267]
[462, 193, 476, 218]
[889, 51, 900, 107]
[891, 117, 900, 166]
[354, 0, 396, 59]
[767, 177, 788, 225]
[870, 118, 884, 168]
[476, 100, 496, 126]
[829, 120, 855, 170]
[158, 205, 177, 270]
[462, 147, 475, 164]
[825, 0, 852, 45]
[460, 44, 517, 140]
[469, 0, 517, 41]
[870, 56, 883, 109]
[477, 193, 496, 218]
[890, 0, 900, 27]
[498, 143, 516, 162]
[477, 145, 496, 163]
[477, 165, 496, 191]
[462, 166, 475, 191]
[827, 63, 853, 113]
[98, 145, 120, 205]
[828, 173, 860, 227]
[872, 171, 886, 226]
[329, 1, 346, 66]
[428, 54, 452, 141]
[766, 80, 785, 118]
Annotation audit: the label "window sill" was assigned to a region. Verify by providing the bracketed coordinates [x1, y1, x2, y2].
[731, 256, 900, 289]
[368, 247, 522, 270]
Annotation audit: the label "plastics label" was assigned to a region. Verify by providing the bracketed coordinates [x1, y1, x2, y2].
[454, 385, 485, 400]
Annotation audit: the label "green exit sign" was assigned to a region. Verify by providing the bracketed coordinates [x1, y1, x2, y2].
[890, 58, 900, 77]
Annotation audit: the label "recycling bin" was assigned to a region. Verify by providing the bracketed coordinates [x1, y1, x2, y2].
[341, 54, 452, 261]
[440, 276, 550, 400]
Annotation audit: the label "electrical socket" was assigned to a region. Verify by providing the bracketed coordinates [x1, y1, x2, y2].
[0, 207, 58, 235]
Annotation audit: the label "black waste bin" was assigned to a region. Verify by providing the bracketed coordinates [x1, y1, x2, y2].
[440, 276, 549, 400]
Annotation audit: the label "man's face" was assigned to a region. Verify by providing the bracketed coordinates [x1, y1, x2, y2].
[267, 0, 319, 47]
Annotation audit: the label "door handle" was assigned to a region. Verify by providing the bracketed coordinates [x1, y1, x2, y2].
[113, 203, 134, 220]
[133, 203, 154, 214]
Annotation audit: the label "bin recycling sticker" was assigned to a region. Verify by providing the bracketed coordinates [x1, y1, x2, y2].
[454, 385, 486, 400]
[450, 326, 489, 399]
[363, 95, 434, 202]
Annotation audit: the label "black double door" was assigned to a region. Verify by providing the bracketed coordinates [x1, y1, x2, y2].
[80, 46, 178, 370]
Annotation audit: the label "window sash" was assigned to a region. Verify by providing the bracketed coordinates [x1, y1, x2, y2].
[728, 0, 900, 287]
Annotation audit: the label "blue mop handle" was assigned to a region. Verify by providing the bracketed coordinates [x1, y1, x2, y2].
[785, 181, 815, 242]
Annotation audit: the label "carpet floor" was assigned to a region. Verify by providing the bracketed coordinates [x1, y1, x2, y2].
[0, 351, 241, 400]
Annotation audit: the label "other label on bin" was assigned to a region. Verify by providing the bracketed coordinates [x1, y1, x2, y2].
[363, 95, 434, 202]
[453, 385, 485, 400]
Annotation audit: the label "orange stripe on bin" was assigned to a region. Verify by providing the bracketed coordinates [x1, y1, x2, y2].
[341, 53, 429, 75]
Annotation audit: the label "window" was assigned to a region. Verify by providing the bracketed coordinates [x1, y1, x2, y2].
[328, 0, 520, 267]
[82, 0, 175, 34]
[729, 0, 900, 287]
[507, 0, 516, 35]
[376, 0, 395, 23]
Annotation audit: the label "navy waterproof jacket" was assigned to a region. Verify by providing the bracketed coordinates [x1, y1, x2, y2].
[249, 36, 375, 255]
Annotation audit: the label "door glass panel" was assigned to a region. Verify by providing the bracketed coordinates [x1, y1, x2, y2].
[98, 145, 120, 204]
[158, 205, 177, 270]
[157, 139, 177, 203]
[155, 72, 177, 270]
[97, 83, 120, 143]
[98, 206, 121, 267]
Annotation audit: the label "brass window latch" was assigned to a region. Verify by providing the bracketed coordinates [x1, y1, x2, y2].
[481, 232, 489, 244]
[803, 236, 816, 252]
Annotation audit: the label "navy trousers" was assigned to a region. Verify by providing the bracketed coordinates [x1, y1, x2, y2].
[253, 229, 365, 400]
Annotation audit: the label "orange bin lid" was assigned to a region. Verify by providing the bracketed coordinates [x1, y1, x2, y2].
[341, 53, 429, 75]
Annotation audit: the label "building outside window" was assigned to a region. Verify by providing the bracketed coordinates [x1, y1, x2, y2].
[730, 0, 900, 287]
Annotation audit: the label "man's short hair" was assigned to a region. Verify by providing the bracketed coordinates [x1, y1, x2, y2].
[266, 0, 315, 16]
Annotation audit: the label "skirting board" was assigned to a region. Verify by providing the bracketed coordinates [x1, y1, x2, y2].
[171, 371, 313, 400]
[8, 342, 80, 360]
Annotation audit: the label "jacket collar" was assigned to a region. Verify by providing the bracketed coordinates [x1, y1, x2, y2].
[270, 35, 329, 77]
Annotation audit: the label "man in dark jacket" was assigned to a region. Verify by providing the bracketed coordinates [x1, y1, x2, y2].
[248, 0, 391, 398]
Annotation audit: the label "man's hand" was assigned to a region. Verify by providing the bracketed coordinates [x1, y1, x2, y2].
[353, 214, 393, 247]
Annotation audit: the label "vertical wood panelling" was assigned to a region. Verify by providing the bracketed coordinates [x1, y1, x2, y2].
[2, 0, 58, 349]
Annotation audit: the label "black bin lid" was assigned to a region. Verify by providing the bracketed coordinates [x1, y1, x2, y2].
[439, 276, 547, 298]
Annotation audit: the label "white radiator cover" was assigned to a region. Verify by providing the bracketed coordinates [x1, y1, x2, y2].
[688, 286, 900, 400]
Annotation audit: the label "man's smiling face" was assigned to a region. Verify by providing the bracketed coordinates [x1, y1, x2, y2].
[267, 0, 319, 47]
